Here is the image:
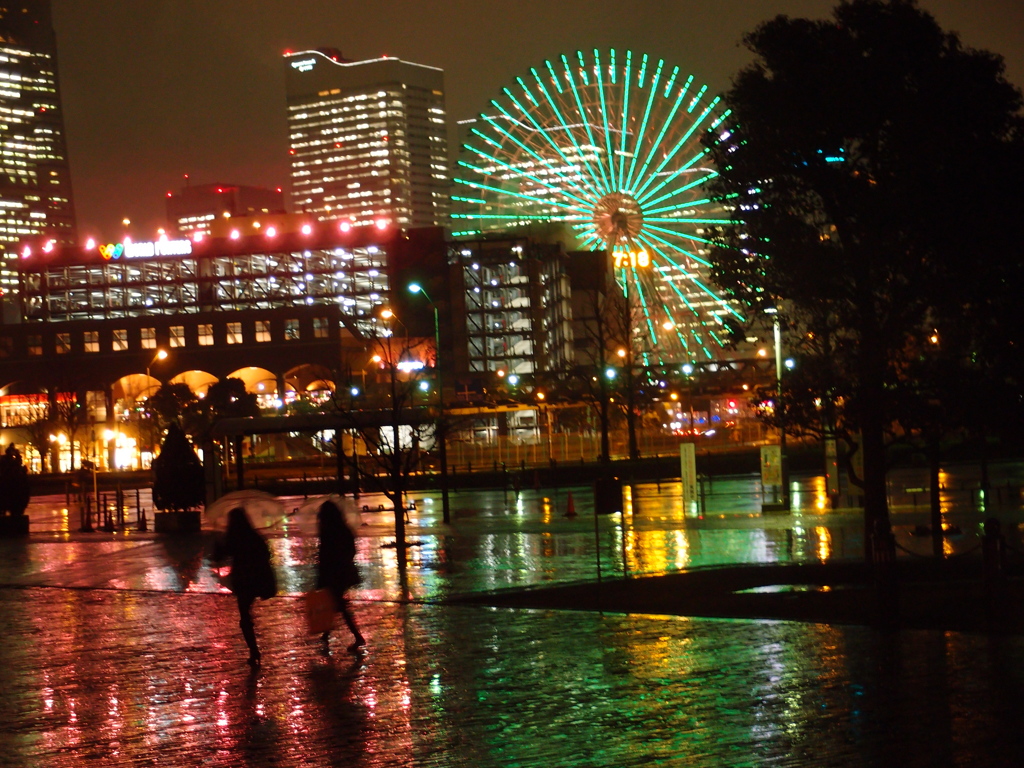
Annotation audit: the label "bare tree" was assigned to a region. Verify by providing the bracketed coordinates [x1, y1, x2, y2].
[328, 329, 435, 560]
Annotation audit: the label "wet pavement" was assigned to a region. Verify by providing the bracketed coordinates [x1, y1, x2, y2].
[3, 466, 1024, 766]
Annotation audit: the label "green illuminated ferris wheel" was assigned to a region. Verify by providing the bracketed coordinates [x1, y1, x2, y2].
[452, 49, 745, 364]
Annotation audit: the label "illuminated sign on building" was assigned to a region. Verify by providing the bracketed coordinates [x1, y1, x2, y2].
[290, 58, 316, 72]
[99, 239, 193, 260]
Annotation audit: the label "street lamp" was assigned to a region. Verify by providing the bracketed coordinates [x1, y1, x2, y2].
[408, 282, 451, 524]
[765, 307, 790, 509]
[146, 348, 168, 387]
[537, 391, 552, 464]
[138, 348, 169, 468]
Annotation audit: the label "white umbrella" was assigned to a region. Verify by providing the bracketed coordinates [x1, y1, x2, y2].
[205, 489, 286, 530]
[286, 493, 362, 535]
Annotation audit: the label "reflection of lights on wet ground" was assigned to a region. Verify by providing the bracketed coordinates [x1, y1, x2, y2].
[939, 468, 953, 514]
[814, 527, 832, 562]
[809, 476, 828, 511]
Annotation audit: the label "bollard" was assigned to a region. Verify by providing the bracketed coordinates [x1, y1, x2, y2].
[80, 496, 94, 533]
[983, 518, 1006, 582]
[138, 507, 147, 532]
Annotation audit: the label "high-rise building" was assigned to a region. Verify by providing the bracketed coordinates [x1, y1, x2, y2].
[0, 0, 76, 299]
[284, 49, 449, 230]
[166, 182, 286, 239]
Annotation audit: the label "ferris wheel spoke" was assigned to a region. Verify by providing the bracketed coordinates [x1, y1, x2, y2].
[561, 54, 611, 193]
[453, 175, 589, 215]
[637, 228, 713, 268]
[640, 236, 746, 323]
[628, 71, 690, 196]
[618, 54, 667, 192]
[616, 50, 633, 190]
[462, 137, 592, 210]
[593, 49, 620, 192]
[497, 88, 604, 201]
[635, 100, 723, 203]
[643, 223, 718, 250]
[623, 57, 668, 192]
[626, 265, 660, 349]
[635, 102, 726, 206]
[643, 171, 720, 212]
[474, 116, 591, 200]
[532, 65, 607, 198]
[457, 147, 593, 210]
[644, 216, 732, 225]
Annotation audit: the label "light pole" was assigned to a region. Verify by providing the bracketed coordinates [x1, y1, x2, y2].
[146, 348, 168, 389]
[537, 391, 552, 464]
[139, 348, 168, 468]
[409, 282, 450, 524]
[765, 308, 790, 509]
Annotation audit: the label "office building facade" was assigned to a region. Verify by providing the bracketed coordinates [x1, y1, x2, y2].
[284, 49, 449, 229]
[0, 0, 76, 299]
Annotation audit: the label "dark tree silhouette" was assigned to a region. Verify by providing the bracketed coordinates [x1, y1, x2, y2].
[152, 424, 205, 513]
[707, 0, 1024, 558]
[146, 383, 199, 430]
[0, 444, 30, 517]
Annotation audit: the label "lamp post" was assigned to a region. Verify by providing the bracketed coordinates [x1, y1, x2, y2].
[139, 348, 168, 468]
[146, 348, 168, 386]
[537, 391, 552, 464]
[765, 308, 790, 509]
[409, 283, 450, 524]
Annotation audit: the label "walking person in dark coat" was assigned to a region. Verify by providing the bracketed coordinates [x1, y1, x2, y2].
[214, 507, 277, 668]
[317, 500, 365, 653]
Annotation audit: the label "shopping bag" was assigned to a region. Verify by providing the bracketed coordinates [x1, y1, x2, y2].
[304, 589, 336, 635]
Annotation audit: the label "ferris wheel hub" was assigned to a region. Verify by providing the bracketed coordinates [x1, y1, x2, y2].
[592, 192, 644, 247]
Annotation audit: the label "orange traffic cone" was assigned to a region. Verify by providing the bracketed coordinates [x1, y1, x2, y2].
[565, 491, 577, 518]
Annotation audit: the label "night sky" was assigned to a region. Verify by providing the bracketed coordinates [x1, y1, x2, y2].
[49, 0, 1024, 239]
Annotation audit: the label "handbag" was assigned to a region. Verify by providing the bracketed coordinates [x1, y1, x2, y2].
[304, 588, 336, 635]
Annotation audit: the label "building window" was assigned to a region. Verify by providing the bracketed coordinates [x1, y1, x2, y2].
[113, 329, 128, 352]
[28, 335, 43, 355]
[141, 328, 156, 349]
[255, 320, 271, 342]
[198, 324, 214, 346]
[313, 317, 329, 339]
[226, 322, 243, 344]
[285, 319, 300, 340]
[170, 326, 185, 348]
[56, 333, 71, 354]
[84, 331, 99, 352]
